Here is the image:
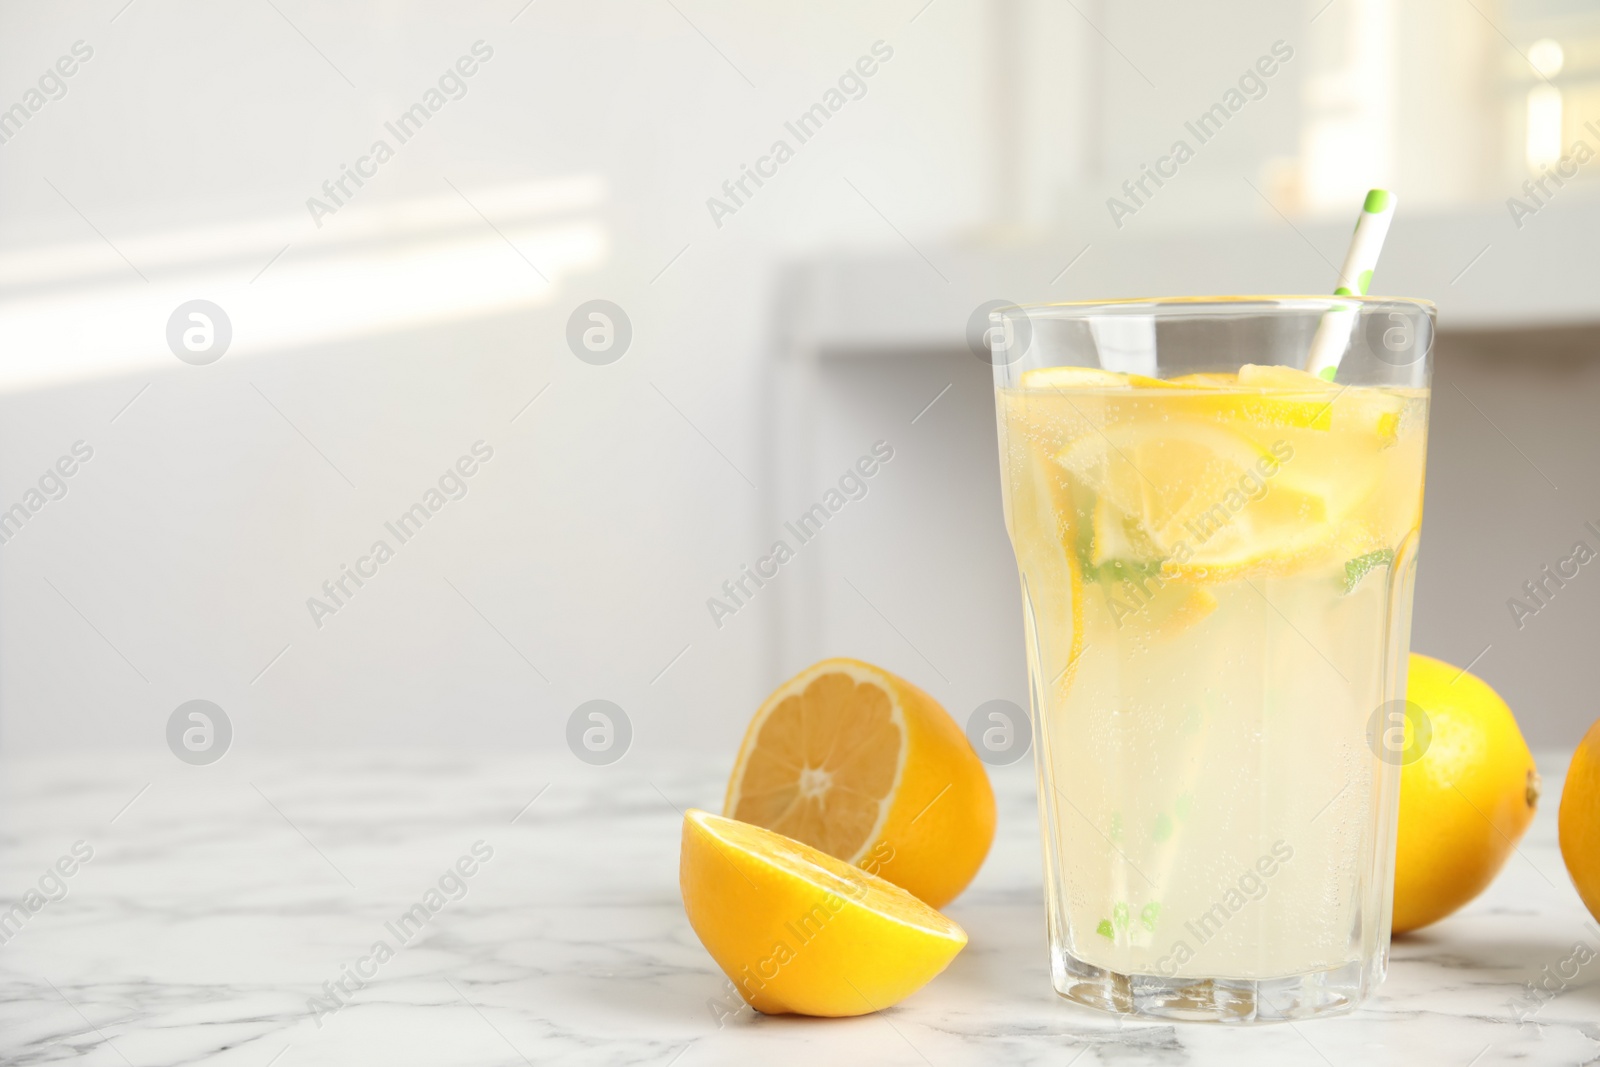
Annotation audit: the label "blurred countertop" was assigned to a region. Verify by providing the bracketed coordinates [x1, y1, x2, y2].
[774, 203, 1600, 362]
[0, 749, 1595, 1065]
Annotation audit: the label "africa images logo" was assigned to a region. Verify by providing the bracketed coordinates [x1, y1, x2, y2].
[0, 40, 94, 147]
[706, 441, 893, 628]
[304, 41, 495, 228]
[1104, 40, 1294, 229]
[306, 442, 494, 629]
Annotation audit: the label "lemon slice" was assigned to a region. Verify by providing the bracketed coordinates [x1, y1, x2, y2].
[1235, 364, 1334, 391]
[1100, 569, 1219, 639]
[997, 389, 1090, 694]
[1342, 391, 1405, 444]
[1136, 582, 1219, 638]
[1058, 418, 1281, 540]
[1165, 372, 1239, 388]
[1157, 584, 1219, 636]
[1020, 366, 1132, 390]
[1237, 364, 1404, 442]
[1058, 418, 1344, 581]
[680, 810, 968, 1017]
[1090, 495, 1158, 566]
[1162, 366, 1328, 432]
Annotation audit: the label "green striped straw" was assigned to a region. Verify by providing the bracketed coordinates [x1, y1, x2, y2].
[1306, 189, 1397, 380]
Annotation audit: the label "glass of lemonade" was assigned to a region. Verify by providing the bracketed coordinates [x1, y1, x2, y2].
[990, 297, 1433, 1022]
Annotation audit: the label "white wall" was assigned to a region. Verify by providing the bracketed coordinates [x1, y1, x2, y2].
[2, 0, 1592, 754]
[0, 1, 1081, 752]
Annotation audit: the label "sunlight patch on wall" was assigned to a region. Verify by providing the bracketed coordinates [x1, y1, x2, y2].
[0, 176, 606, 392]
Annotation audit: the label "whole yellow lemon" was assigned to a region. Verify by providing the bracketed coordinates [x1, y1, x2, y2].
[1559, 718, 1600, 922]
[1392, 653, 1540, 934]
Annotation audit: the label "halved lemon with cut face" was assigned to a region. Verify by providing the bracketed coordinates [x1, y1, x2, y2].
[724, 658, 996, 908]
[680, 810, 968, 1017]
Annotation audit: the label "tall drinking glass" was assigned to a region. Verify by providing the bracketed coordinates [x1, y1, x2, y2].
[990, 297, 1433, 1022]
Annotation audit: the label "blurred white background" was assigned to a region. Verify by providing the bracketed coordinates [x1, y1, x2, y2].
[1, 0, 1597, 753]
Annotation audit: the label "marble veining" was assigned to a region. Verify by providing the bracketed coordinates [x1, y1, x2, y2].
[0, 749, 1596, 1065]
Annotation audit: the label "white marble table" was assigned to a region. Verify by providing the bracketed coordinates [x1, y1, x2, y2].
[1, 749, 1596, 1066]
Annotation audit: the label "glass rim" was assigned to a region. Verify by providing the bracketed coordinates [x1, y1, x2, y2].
[995, 294, 1437, 316]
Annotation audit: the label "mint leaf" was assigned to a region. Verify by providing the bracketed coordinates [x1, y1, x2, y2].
[1343, 549, 1394, 593]
[1094, 558, 1165, 585]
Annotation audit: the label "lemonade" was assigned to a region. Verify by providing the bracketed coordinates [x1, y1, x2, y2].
[995, 339, 1430, 1018]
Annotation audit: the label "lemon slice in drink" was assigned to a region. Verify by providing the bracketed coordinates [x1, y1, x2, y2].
[1237, 364, 1404, 442]
[1164, 367, 1334, 432]
[997, 389, 1091, 692]
[1020, 367, 1187, 391]
[1165, 372, 1239, 388]
[1020, 367, 1132, 390]
[1057, 418, 1342, 582]
[1235, 365, 1333, 391]
[1055, 366, 1401, 441]
[1090, 496, 1158, 566]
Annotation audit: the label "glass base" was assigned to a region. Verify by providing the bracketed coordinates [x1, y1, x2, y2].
[1052, 948, 1377, 1024]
